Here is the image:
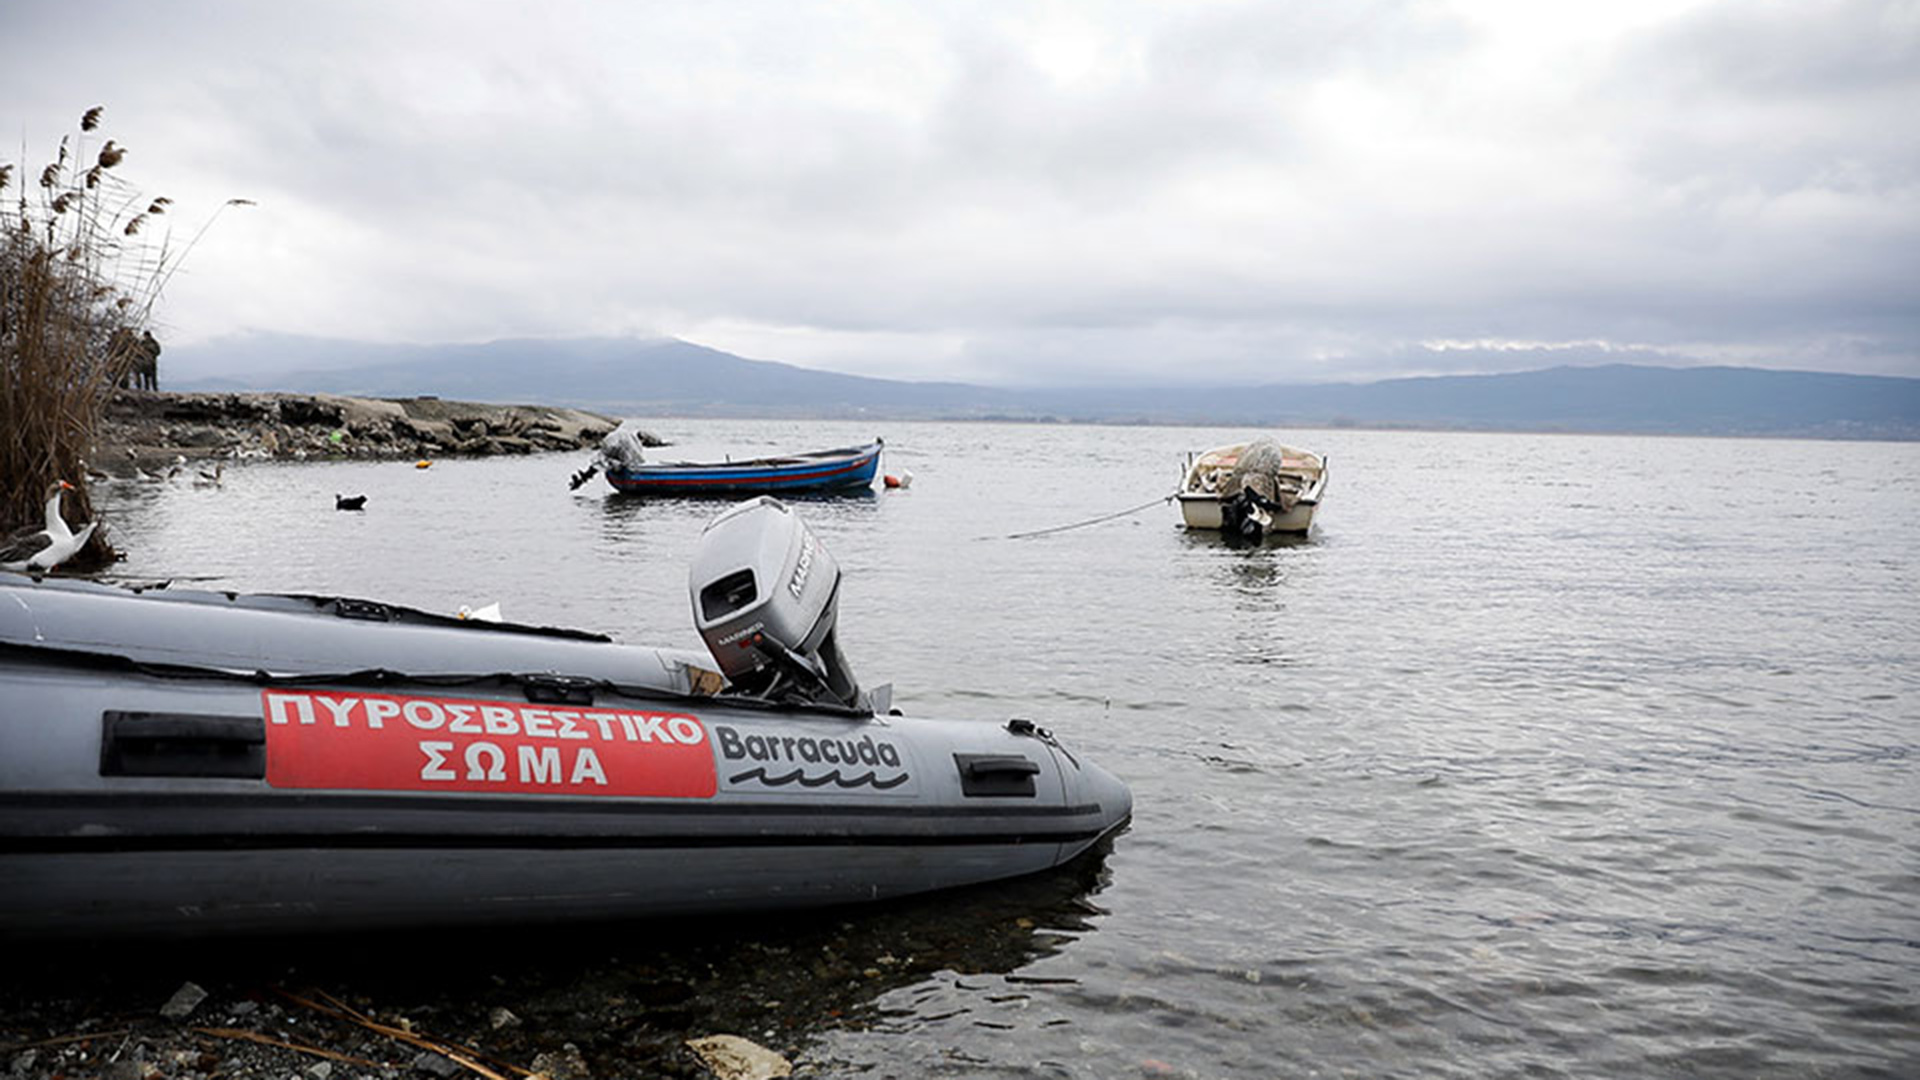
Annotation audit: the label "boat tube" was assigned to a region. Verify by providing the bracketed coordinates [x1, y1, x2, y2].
[0, 498, 1130, 936]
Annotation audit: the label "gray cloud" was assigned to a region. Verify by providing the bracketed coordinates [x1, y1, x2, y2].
[2, 0, 1913, 385]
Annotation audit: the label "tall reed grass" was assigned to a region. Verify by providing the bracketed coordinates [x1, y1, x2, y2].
[1, 106, 247, 571]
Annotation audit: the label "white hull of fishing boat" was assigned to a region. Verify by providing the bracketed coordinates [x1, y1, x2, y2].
[1176, 491, 1318, 533]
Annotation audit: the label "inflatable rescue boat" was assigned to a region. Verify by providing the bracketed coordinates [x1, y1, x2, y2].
[0, 498, 1130, 936]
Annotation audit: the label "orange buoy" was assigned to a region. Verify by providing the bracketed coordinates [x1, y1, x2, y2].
[415, 459, 433, 469]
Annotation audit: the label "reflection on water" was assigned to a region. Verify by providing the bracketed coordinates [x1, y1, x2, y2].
[597, 489, 882, 539]
[1220, 547, 1291, 596]
[1174, 526, 1323, 618]
[32, 421, 1920, 1078]
[1176, 525, 1318, 552]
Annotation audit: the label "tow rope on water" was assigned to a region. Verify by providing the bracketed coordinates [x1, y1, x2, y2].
[991, 491, 1179, 541]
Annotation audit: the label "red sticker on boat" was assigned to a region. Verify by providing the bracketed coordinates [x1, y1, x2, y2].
[259, 690, 717, 798]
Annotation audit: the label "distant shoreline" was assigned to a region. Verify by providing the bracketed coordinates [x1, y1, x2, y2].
[96, 389, 1918, 463]
[164, 336, 1920, 442]
[94, 390, 645, 474]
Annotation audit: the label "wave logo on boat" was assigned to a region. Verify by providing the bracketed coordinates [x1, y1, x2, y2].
[260, 690, 717, 798]
[713, 724, 913, 793]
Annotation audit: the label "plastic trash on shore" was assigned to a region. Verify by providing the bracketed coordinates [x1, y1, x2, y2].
[457, 602, 502, 622]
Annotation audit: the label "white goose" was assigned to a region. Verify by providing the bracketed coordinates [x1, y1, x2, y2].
[0, 480, 99, 573]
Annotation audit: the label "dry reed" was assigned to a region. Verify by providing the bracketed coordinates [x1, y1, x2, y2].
[1, 106, 245, 571]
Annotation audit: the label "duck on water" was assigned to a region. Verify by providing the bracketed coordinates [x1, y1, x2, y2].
[0, 497, 1131, 936]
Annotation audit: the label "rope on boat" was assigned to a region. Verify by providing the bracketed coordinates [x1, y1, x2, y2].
[993, 491, 1180, 540]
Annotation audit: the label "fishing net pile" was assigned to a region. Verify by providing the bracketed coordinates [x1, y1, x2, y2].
[1221, 437, 1301, 512]
[597, 421, 650, 470]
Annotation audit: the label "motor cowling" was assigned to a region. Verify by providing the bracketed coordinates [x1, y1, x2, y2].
[688, 497, 862, 709]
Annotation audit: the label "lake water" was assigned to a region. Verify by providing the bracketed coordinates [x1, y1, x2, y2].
[77, 420, 1920, 1077]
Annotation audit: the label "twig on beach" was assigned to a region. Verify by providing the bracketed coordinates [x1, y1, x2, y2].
[190, 1026, 389, 1069]
[0, 1028, 133, 1051]
[278, 988, 533, 1080]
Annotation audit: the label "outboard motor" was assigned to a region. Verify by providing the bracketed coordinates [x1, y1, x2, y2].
[689, 497, 864, 709]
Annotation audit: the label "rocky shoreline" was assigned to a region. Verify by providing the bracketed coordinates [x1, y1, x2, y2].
[0, 925, 828, 1080]
[0, 852, 1108, 1080]
[95, 391, 654, 474]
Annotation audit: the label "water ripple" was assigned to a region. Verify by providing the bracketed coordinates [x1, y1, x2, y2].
[86, 423, 1920, 1079]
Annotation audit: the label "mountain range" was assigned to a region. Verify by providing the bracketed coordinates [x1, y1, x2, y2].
[168, 334, 1920, 440]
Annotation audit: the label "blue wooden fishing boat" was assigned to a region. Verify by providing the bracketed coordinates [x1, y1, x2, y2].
[602, 438, 883, 497]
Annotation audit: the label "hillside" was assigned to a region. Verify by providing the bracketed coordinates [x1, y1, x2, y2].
[169, 334, 1920, 439]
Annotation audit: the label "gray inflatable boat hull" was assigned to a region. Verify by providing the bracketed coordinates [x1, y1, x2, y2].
[0, 574, 1130, 935]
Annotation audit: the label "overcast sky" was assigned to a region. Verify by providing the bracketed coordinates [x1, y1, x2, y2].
[4, 0, 1916, 386]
